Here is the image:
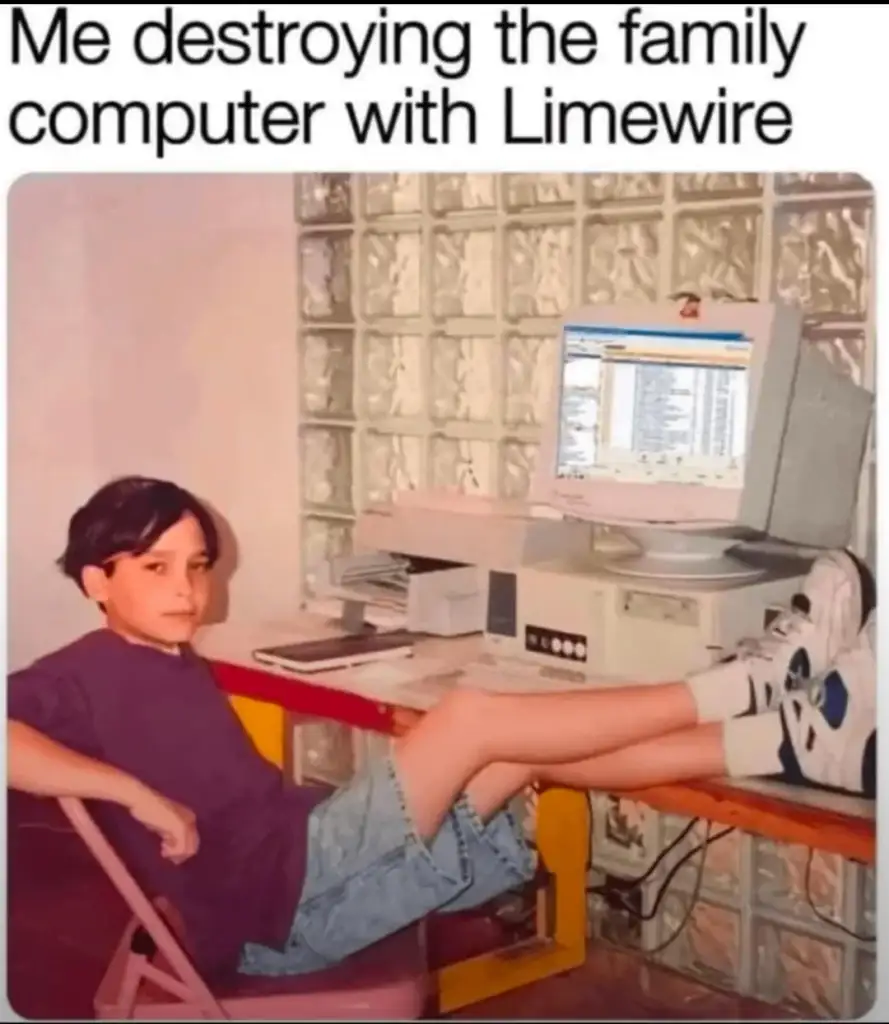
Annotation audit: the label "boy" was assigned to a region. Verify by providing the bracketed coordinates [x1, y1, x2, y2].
[7, 477, 876, 981]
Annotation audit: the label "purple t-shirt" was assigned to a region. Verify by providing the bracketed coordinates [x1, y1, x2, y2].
[7, 629, 327, 979]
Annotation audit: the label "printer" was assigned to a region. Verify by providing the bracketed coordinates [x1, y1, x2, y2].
[312, 490, 588, 638]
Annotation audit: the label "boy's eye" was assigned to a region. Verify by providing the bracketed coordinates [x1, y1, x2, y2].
[143, 562, 166, 574]
[191, 561, 210, 573]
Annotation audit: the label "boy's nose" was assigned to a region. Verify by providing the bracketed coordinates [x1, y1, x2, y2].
[171, 572, 195, 598]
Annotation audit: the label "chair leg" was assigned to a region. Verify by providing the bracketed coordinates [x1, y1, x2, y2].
[117, 955, 149, 1019]
[95, 917, 142, 1018]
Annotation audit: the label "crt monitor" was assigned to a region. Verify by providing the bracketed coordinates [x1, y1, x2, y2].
[532, 302, 873, 581]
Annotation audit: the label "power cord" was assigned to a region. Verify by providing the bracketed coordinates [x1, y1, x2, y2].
[588, 815, 875, 950]
[647, 820, 715, 956]
[589, 816, 734, 953]
[803, 847, 875, 943]
[591, 815, 700, 896]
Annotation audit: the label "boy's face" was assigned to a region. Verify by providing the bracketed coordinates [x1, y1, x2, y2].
[82, 514, 212, 650]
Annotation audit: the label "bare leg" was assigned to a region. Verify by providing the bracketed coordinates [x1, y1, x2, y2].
[393, 681, 696, 836]
[463, 672, 879, 822]
[461, 723, 726, 823]
[397, 549, 872, 834]
[540, 723, 726, 791]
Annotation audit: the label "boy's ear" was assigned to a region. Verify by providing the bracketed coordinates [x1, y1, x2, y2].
[81, 564, 111, 603]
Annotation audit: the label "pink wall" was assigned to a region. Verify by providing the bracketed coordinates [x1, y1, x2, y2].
[7, 174, 302, 669]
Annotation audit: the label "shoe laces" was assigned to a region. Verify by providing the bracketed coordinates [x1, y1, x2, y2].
[804, 674, 827, 709]
[733, 596, 810, 670]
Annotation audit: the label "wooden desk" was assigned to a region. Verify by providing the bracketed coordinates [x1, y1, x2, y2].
[197, 620, 875, 1011]
[626, 778, 874, 866]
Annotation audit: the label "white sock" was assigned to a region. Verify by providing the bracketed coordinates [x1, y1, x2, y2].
[722, 712, 784, 778]
[686, 661, 755, 724]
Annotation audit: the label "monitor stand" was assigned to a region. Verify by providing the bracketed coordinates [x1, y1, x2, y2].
[603, 525, 764, 582]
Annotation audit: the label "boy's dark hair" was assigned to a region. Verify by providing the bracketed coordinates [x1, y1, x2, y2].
[57, 476, 220, 591]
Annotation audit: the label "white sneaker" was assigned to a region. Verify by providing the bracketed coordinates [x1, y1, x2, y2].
[778, 612, 877, 797]
[688, 550, 868, 723]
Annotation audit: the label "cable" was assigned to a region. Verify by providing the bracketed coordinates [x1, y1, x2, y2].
[586, 813, 700, 898]
[646, 821, 712, 956]
[803, 847, 875, 943]
[588, 814, 735, 956]
[646, 825, 733, 923]
[592, 824, 734, 922]
[591, 825, 875, 949]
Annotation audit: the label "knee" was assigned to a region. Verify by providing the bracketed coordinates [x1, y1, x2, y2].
[435, 687, 499, 753]
[437, 686, 494, 725]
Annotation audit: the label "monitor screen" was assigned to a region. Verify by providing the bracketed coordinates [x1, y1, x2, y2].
[555, 325, 752, 490]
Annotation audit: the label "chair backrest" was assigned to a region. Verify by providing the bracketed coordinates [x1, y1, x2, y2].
[57, 797, 224, 1017]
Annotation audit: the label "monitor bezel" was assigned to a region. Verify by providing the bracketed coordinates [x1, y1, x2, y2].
[532, 302, 782, 527]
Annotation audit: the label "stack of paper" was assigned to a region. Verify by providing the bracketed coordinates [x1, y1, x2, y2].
[313, 552, 410, 610]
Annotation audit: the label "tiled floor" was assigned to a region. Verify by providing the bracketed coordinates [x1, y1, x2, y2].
[7, 791, 792, 1020]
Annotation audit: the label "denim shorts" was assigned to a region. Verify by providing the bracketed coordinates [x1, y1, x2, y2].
[238, 754, 535, 975]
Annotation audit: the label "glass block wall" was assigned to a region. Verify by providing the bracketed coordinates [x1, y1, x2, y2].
[295, 173, 876, 1016]
[588, 799, 876, 1017]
